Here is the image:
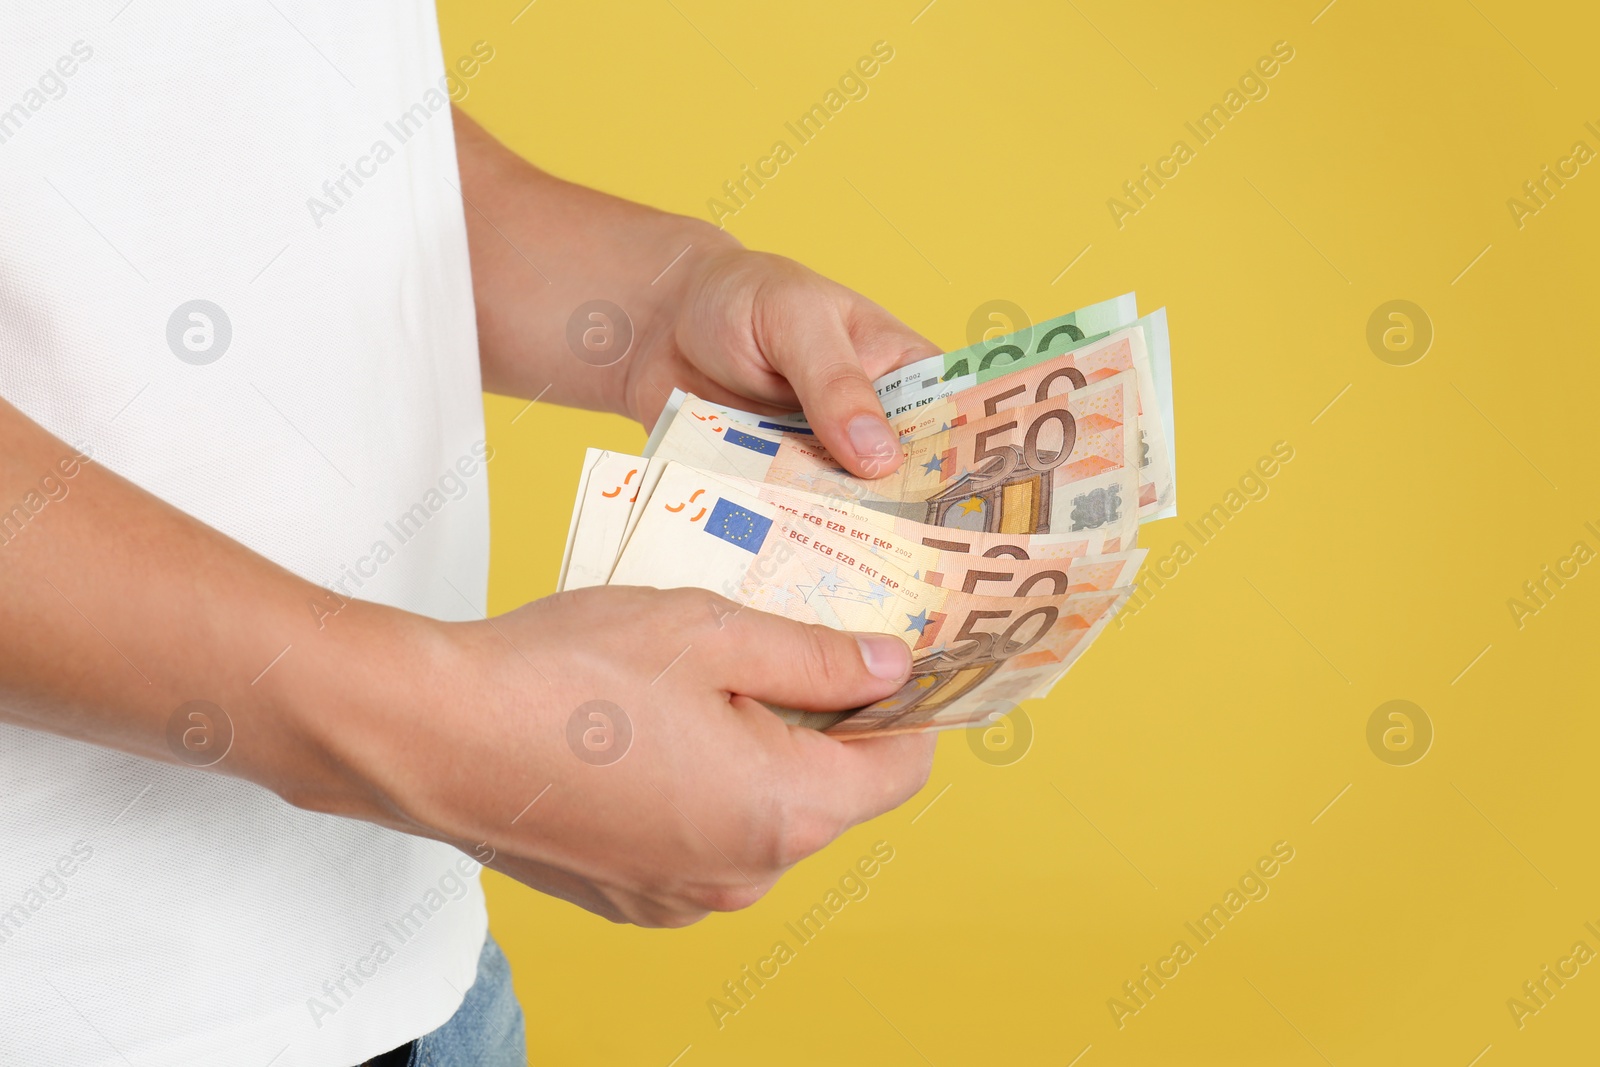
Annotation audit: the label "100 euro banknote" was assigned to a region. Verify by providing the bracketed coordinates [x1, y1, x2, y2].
[642, 292, 1153, 453]
[873, 292, 1140, 405]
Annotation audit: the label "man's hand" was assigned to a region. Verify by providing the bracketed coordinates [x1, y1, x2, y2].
[622, 247, 939, 479]
[0, 397, 934, 928]
[456, 110, 938, 478]
[287, 586, 935, 928]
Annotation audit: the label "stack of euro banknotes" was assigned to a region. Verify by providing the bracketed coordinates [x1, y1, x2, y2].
[557, 292, 1176, 738]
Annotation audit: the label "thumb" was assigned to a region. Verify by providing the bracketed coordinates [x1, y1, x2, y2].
[695, 598, 935, 829]
[756, 293, 904, 479]
[694, 598, 912, 713]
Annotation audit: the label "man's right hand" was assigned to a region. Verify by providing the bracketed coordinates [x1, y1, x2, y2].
[0, 398, 935, 927]
[286, 585, 935, 927]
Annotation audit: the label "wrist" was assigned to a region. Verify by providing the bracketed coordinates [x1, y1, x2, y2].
[654, 215, 744, 303]
[248, 595, 461, 831]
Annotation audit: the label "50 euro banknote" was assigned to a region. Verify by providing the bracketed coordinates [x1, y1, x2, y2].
[636, 384, 1142, 579]
[652, 379, 1141, 544]
[631, 459, 1144, 594]
[875, 303, 1176, 523]
[559, 450, 1141, 593]
[887, 327, 1174, 516]
[559, 449, 653, 590]
[609, 461, 1132, 735]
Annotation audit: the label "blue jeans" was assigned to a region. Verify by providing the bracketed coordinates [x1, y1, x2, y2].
[364, 935, 526, 1067]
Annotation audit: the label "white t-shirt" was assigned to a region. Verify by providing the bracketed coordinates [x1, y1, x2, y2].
[0, 5, 493, 1065]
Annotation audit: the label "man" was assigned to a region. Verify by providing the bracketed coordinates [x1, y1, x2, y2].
[0, 4, 935, 1065]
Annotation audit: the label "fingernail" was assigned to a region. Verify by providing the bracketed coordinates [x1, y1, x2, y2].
[855, 634, 910, 681]
[847, 415, 900, 470]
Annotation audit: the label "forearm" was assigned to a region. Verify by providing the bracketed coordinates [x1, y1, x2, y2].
[0, 394, 930, 929]
[0, 398, 427, 815]
[453, 107, 739, 414]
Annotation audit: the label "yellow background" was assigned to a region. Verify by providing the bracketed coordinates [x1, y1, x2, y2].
[438, 1, 1600, 1062]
